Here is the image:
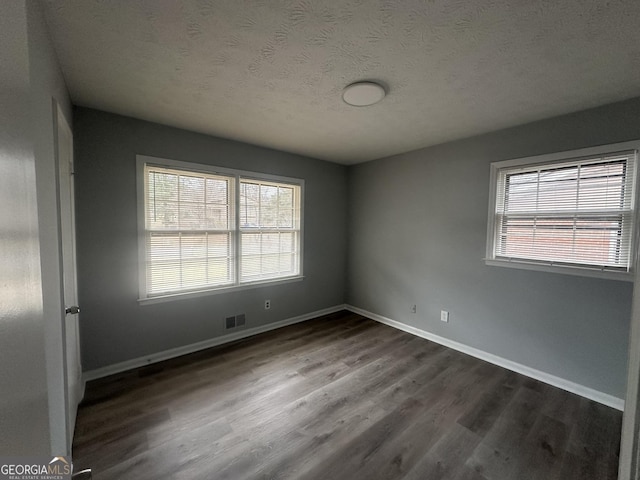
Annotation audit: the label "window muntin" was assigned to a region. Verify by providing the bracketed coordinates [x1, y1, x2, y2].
[140, 159, 302, 300]
[487, 146, 638, 278]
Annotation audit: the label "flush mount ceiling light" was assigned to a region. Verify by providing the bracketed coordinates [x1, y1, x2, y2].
[342, 81, 386, 107]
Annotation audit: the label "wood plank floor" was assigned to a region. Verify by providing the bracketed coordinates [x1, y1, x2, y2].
[73, 311, 622, 480]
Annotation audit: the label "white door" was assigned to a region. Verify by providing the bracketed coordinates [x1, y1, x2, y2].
[55, 103, 82, 449]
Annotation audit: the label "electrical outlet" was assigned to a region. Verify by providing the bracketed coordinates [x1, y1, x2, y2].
[264, 299, 271, 310]
[411, 304, 417, 314]
[440, 310, 449, 323]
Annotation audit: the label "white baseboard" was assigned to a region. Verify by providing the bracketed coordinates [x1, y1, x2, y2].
[83, 303, 624, 411]
[345, 305, 625, 411]
[83, 304, 347, 382]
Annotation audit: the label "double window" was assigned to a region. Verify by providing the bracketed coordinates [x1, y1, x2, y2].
[486, 142, 639, 280]
[137, 156, 303, 301]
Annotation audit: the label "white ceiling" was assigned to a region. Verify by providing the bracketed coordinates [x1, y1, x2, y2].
[41, 0, 640, 165]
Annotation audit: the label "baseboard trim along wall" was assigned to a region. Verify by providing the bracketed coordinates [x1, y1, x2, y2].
[345, 305, 625, 411]
[83, 305, 346, 382]
[84, 303, 625, 411]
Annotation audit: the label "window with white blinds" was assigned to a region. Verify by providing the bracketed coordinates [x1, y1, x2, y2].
[138, 157, 302, 300]
[239, 179, 301, 283]
[486, 144, 638, 279]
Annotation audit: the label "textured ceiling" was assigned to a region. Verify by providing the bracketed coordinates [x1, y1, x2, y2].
[41, 0, 640, 164]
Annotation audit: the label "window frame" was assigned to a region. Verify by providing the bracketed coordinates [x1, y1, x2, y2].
[136, 155, 304, 304]
[485, 141, 640, 282]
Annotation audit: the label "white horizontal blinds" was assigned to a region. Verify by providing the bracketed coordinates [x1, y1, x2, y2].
[239, 179, 301, 282]
[494, 151, 637, 271]
[145, 165, 235, 295]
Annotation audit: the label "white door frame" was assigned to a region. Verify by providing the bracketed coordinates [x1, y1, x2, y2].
[619, 161, 640, 480]
[620, 271, 640, 479]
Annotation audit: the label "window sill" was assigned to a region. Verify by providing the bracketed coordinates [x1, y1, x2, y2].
[484, 258, 633, 282]
[138, 275, 305, 305]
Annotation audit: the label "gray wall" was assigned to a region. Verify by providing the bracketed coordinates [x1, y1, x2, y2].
[74, 107, 348, 371]
[0, 0, 50, 455]
[347, 98, 640, 399]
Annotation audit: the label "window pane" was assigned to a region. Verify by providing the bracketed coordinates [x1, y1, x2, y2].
[279, 253, 296, 274]
[240, 182, 259, 228]
[242, 233, 261, 256]
[208, 258, 231, 284]
[179, 202, 205, 229]
[537, 166, 579, 211]
[148, 233, 180, 261]
[260, 185, 279, 227]
[148, 261, 182, 294]
[578, 162, 625, 211]
[280, 232, 294, 252]
[181, 233, 207, 259]
[278, 187, 294, 228]
[262, 233, 280, 255]
[239, 181, 298, 229]
[206, 205, 229, 229]
[146, 231, 235, 294]
[181, 260, 208, 288]
[179, 175, 205, 203]
[505, 161, 627, 214]
[151, 172, 178, 202]
[573, 219, 623, 265]
[260, 254, 280, 275]
[206, 178, 228, 204]
[149, 200, 179, 230]
[240, 231, 299, 281]
[504, 176, 538, 212]
[499, 215, 624, 267]
[208, 233, 230, 258]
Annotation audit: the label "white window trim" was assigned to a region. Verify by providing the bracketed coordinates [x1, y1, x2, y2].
[485, 141, 640, 282]
[136, 155, 305, 304]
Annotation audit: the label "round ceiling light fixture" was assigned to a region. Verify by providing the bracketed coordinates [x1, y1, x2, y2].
[342, 81, 386, 107]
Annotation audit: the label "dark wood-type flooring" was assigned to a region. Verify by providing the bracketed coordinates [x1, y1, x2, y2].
[73, 311, 622, 479]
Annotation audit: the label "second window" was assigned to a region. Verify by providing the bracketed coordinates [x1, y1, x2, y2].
[139, 156, 303, 300]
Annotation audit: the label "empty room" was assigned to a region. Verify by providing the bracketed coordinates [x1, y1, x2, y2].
[4, 0, 640, 479]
